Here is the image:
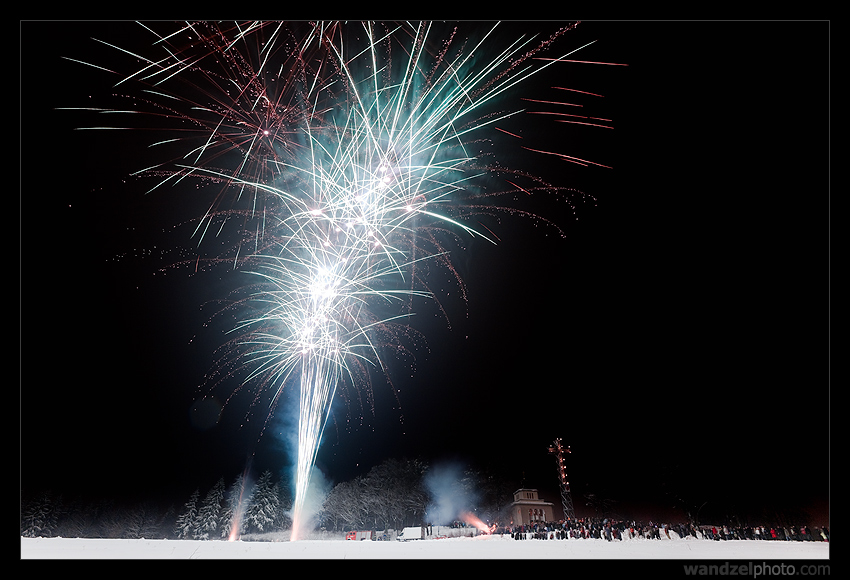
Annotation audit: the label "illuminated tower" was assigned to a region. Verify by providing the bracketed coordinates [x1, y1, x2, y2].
[548, 438, 575, 521]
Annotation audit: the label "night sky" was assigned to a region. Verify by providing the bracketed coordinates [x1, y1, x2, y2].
[21, 21, 829, 526]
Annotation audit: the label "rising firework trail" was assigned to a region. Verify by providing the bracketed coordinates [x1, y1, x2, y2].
[63, 21, 615, 540]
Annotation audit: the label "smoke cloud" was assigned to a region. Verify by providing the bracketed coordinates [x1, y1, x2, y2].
[423, 461, 478, 525]
[290, 465, 332, 537]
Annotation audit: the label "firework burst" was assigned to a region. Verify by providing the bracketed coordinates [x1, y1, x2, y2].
[64, 20, 614, 540]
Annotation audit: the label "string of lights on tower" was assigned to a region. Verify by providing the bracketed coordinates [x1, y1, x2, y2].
[548, 438, 576, 521]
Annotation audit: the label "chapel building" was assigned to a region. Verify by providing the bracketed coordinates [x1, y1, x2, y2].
[509, 488, 556, 525]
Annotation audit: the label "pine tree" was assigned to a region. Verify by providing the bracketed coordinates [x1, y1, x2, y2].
[194, 478, 226, 540]
[244, 470, 280, 534]
[174, 489, 200, 540]
[273, 479, 292, 530]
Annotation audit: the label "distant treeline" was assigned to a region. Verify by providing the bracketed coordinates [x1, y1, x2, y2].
[20, 456, 823, 539]
[21, 457, 514, 539]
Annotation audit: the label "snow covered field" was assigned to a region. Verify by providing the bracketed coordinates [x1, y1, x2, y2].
[22, 534, 829, 560]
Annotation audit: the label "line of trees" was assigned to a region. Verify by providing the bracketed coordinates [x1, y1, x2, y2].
[21, 457, 517, 540]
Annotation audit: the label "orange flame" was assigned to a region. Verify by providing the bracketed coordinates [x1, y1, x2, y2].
[460, 511, 494, 535]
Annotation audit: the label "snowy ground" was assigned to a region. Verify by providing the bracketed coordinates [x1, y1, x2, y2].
[21, 534, 830, 560]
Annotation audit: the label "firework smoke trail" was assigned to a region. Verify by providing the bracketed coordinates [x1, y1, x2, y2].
[226, 470, 252, 542]
[65, 21, 603, 541]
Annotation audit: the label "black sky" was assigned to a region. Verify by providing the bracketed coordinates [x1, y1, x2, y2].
[21, 21, 829, 526]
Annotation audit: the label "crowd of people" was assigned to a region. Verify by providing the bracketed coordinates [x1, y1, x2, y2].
[499, 518, 830, 543]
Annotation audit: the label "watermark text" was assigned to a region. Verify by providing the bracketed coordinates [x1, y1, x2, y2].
[683, 562, 829, 577]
